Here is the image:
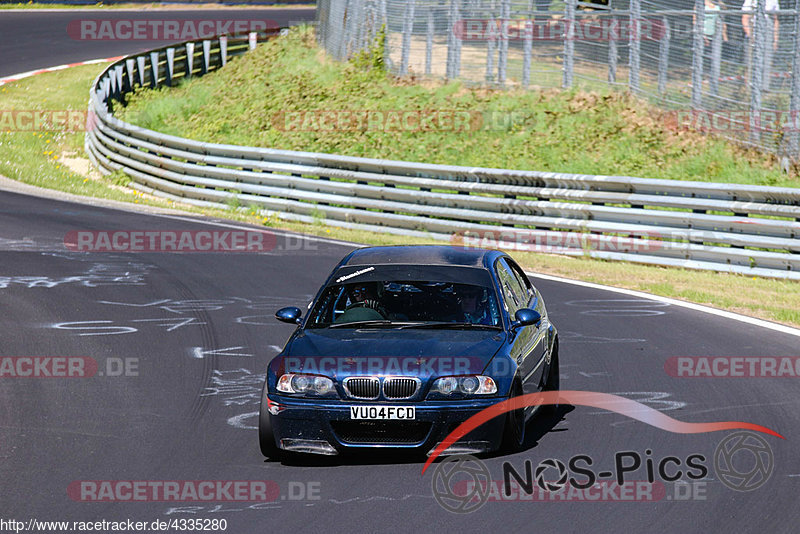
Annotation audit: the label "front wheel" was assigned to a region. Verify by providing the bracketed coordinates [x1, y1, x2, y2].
[542, 338, 560, 413]
[259, 385, 281, 459]
[500, 380, 526, 453]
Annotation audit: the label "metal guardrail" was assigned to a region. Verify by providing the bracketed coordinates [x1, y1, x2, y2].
[85, 31, 800, 280]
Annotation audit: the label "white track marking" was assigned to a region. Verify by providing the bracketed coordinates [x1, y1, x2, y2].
[528, 271, 800, 339]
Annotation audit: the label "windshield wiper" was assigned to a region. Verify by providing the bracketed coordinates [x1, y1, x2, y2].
[398, 322, 501, 330]
[328, 320, 397, 329]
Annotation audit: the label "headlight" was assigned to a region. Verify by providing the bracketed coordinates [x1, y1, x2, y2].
[429, 375, 497, 396]
[277, 373, 336, 396]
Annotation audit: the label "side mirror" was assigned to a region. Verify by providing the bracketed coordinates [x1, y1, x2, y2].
[276, 307, 302, 325]
[511, 308, 541, 331]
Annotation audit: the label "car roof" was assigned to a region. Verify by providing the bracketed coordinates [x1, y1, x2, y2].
[340, 245, 502, 269]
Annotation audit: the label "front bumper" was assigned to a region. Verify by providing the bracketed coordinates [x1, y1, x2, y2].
[267, 395, 506, 455]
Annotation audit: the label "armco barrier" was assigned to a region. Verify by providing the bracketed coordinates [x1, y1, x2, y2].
[85, 30, 800, 280]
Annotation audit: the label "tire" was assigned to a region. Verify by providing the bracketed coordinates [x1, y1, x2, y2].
[501, 379, 526, 453]
[259, 385, 281, 459]
[542, 338, 560, 414]
[544, 338, 560, 391]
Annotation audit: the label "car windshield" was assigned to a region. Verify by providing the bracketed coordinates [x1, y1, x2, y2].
[307, 280, 502, 328]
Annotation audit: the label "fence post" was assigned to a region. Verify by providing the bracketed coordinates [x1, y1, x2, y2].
[710, 13, 723, 96]
[691, 0, 704, 108]
[788, 5, 800, 159]
[608, 16, 617, 83]
[563, 0, 575, 88]
[446, 0, 455, 78]
[426, 8, 434, 75]
[750, 0, 766, 144]
[400, 0, 416, 75]
[498, 0, 510, 85]
[657, 17, 670, 94]
[453, 0, 461, 77]
[380, 0, 391, 69]
[762, 9, 773, 91]
[629, 0, 641, 93]
[486, 6, 496, 82]
[522, 0, 533, 87]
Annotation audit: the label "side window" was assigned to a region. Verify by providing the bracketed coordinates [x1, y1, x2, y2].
[506, 259, 535, 307]
[495, 258, 526, 315]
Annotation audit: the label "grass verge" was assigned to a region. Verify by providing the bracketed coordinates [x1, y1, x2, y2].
[116, 26, 799, 186]
[0, 53, 798, 328]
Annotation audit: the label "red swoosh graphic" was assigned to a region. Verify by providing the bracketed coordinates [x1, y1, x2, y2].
[421, 390, 785, 474]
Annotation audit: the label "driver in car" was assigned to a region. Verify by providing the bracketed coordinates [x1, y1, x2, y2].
[451, 285, 493, 325]
[334, 282, 387, 323]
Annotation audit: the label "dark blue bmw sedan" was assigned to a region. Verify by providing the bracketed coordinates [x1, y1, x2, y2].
[259, 245, 559, 459]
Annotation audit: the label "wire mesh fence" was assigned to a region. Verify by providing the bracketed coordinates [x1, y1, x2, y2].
[315, 0, 800, 161]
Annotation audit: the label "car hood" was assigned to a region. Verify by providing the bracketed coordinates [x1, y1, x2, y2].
[273, 328, 505, 379]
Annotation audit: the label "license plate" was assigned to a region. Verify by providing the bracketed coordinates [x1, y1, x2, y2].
[349, 406, 415, 420]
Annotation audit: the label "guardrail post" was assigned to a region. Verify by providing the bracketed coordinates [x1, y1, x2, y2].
[113, 65, 124, 100]
[248, 32, 257, 50]
[709, 15, 722, 96]
[691, 0, 704, 108]
[166, 48, 175, 87]
[563, 0, 575, 88]
[498, 0, 510, 86]
[219, 36, 228, 67]
[787, 7, 800, 159]
[522, 3, 533, 88]
[657, 17, 670, 94]
[136, 56, 146, 87]
[608, 17, 617, 84]
[750, 0, 766, 144]
[400, 0, 416, 76]
[629, 0, 641, 93]
[202, 40, 212, 74]
[185, 42, 195, 78]
[426, 8, 434, 75]
[125, 58, 136, 91]
[149, 51, 159, 88]
[108, 71, 118, 102]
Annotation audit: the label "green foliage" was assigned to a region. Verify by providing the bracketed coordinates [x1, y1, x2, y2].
[112, 26, 794, 187]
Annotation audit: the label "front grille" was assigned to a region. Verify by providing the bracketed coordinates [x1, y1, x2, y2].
[383, 377, 420, 399]
[331, 421, 432, 444]
[343, 377, 380, 399]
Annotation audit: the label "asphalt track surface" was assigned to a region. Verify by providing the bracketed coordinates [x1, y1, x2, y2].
[0, 8, 316, 77]
[1, 9, 799, 534]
